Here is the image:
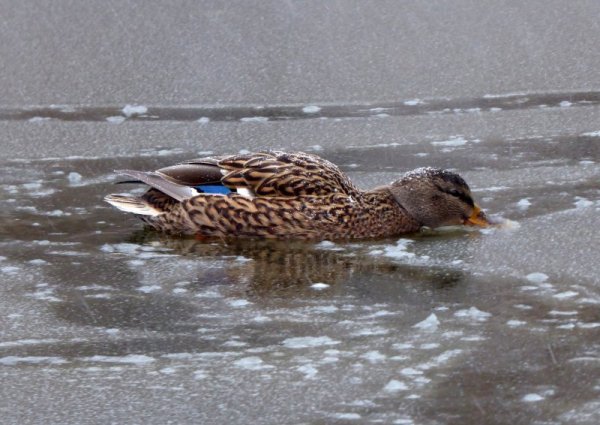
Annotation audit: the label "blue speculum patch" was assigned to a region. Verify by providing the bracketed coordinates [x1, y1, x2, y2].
[195, 184, 232, 194]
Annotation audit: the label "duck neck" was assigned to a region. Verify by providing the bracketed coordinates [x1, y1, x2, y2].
[360, 188, 422, 236]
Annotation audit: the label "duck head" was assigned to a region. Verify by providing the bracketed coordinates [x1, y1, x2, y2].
[388, 167, 490, 229]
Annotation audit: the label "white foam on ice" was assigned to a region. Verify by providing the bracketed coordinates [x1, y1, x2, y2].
[302, 105, 321, 114]
[233, 356, 273, 371]
[0, 356, 67, 365]
[360, 351, 386, 363]
[297, 364, 318, 379]
[28, 117, 52, 123]
[431, 136, 469, 147]
[331, 413, 361, 420]
[282, 336, 340, 349]
[228, 299, 251, 307]
[122, 104, 148, 117]
[106, 116, 126, 124]
[67, 172, 83, 185]
[526, 272, 548, 283]
[83, 354, 155, 365]
[548, 310, 578, 316]
[553, 291, 578, 299]
[574, 196, 594, 208]
[240, 116, 269, 123]
[522, 393, 544, 402]
[517, 198, 531, 210]
[400, 367, 423, 376]
[383, 379, 409, 392]
[413, 313, 439, 331]
[137, 285, 161, 293]
[581, 130, 600, 137]
[0, 339, 59, 348]
[454, 307, 491, 322]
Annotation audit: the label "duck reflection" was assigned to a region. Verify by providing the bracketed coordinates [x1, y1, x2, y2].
[130, 230, 467, 297]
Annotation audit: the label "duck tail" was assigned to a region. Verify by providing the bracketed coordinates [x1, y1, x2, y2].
[104, 194, 162, 217]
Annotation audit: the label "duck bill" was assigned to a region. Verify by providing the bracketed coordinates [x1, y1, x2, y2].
[464, 205, 490, 227]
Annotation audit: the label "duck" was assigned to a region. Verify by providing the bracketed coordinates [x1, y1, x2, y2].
[104, 150, 490, 240]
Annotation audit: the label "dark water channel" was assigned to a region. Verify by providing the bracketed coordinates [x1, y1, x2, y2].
[1, 119, 599, 424]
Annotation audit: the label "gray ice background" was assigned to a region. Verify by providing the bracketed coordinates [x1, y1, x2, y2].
[1, 1, 600, 424]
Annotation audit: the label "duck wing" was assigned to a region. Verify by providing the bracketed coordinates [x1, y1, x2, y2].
[217, 151, 358, 198]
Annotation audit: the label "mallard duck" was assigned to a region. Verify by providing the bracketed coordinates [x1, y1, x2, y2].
[105, 151, 490, 240]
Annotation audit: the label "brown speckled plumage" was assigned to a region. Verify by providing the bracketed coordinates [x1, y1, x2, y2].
[105, 151, 489, 240]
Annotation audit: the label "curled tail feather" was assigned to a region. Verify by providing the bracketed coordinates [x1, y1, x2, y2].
[104, 194, 162, 217]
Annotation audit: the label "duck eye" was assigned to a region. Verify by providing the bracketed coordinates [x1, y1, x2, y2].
[448, 189, 461, 197]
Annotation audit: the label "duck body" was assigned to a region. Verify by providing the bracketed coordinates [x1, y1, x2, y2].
[105, 151, 488, 240]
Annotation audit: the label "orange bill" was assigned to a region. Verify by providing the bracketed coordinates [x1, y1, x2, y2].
[464, 204, 490, 227]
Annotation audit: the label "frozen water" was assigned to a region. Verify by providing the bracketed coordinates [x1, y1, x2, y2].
[3, 4, 600, 423]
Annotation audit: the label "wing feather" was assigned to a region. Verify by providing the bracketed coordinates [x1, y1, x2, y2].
[219, 151, 357, 198]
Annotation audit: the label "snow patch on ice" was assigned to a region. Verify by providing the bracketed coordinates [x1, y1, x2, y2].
[83, 354, 155, 365]
[0, 356, 67, 365]
[106, 116, 126, 124]
[413, 313, 440, 331]
[454, 307, 491, 322]
[137, 285, 161, 293]
[522, 393, 544, 402]
[67, 172, 83, 185]
[404, 99, 423, 106]
[297, 364, 318, 378]
[431, 136, 469, 147]
[282, 336, 340, 349]
[360, 351, 386, 363]
[581, 130, 600, 137]
[516, 198, 531, 210]
[122, 104, 148, 117]
[228, 299, 251, 308]
[302, 105, 321, 114]
[28, 117, 52, 123]
[311, 283, 330, 290]
[233, 356, 273, 371]
[574, 196, 594, 209]
[384, 379, 409, 392]
[526, 272, 548, 283]
[197, 117, 210, 124]
[240, 116, 269, 123]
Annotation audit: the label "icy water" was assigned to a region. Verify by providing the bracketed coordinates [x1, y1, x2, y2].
[1, 112, 600, 424]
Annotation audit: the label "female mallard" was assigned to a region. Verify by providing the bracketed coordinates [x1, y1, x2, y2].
[105, 151, 490, 240]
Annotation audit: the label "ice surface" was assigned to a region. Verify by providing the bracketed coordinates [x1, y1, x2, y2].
[3, 3, 600, 424]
